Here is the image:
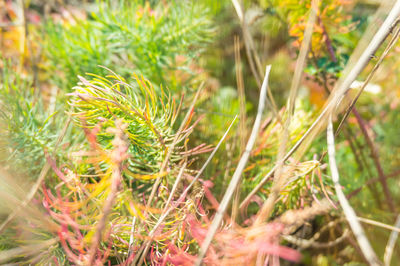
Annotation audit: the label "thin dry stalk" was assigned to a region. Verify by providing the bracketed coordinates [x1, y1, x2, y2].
[234, 35, 247, 153]
[313, 20, 400, 206]
[232, 35, 247, 222]
[163, 162, 187, 212]
[384, 215, 400, 266]
[230, 0, 261, 79]
[195, 66, 271, 265]
[287, 0, 318, 117]
[253, 0, 317, 225]
[127, 216, 136, 258]
[283, 229, 349, 249]
[0, 118, 71, 234]
[16, 0, 25, 73]
[231, 0, 281, 122]
[327, 116, 381, 265]
[305, 217, 346, 244]
[282, 215, 346, 251]
[240, 1, 400, 209]
[332, 23, 400, 212]
[358, 216, 400, 234]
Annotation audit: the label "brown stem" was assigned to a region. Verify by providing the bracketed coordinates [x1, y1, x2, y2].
[347, 170, 400, 199]
[195, 66, 272, 265]
[317, 16, 337, 62]
[343, 127, 384, 209]
[342, 128, 365, 173]
[352, 108, 395, 212]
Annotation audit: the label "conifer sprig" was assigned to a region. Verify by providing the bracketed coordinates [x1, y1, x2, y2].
[68, 70, 180, 177]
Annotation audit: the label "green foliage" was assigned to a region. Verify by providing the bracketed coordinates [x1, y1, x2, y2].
[43, 0, 214, 92]
[259, 0, 358, 82]
[206, 86, 241, 136]
[376, 104, 400, 169]
[68, 70, 178, 177]
[0, 65, 64, 176]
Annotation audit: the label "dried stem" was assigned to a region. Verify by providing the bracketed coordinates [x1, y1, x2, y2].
[333, 22, 400, 212]
[254, 0, 317, 225]
[283, 229, 349, 249]
[327, 116, 381, 265]
[384, 215, 400, 266]
[336, 19, 400, 135]
[358, 216, 400, 234]
[234, 35, 247, 154]
[16, 0, 25, 73]
[231, 0, 281, 122]
[232, 35, 247, 222]
[0, 238, 58, 264]
[163, 162, 187, 213]
[195, 66, 271, 265]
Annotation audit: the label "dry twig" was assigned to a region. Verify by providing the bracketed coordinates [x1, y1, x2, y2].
[254, 0, 317, 225]
[384, 215, 400, 266]
[283, 229, 349, 250]
[231, 0, 280, 122]
[232, 35, 247, 222]
[195, 66, 271, 265]
[327, 116, 381, 265]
